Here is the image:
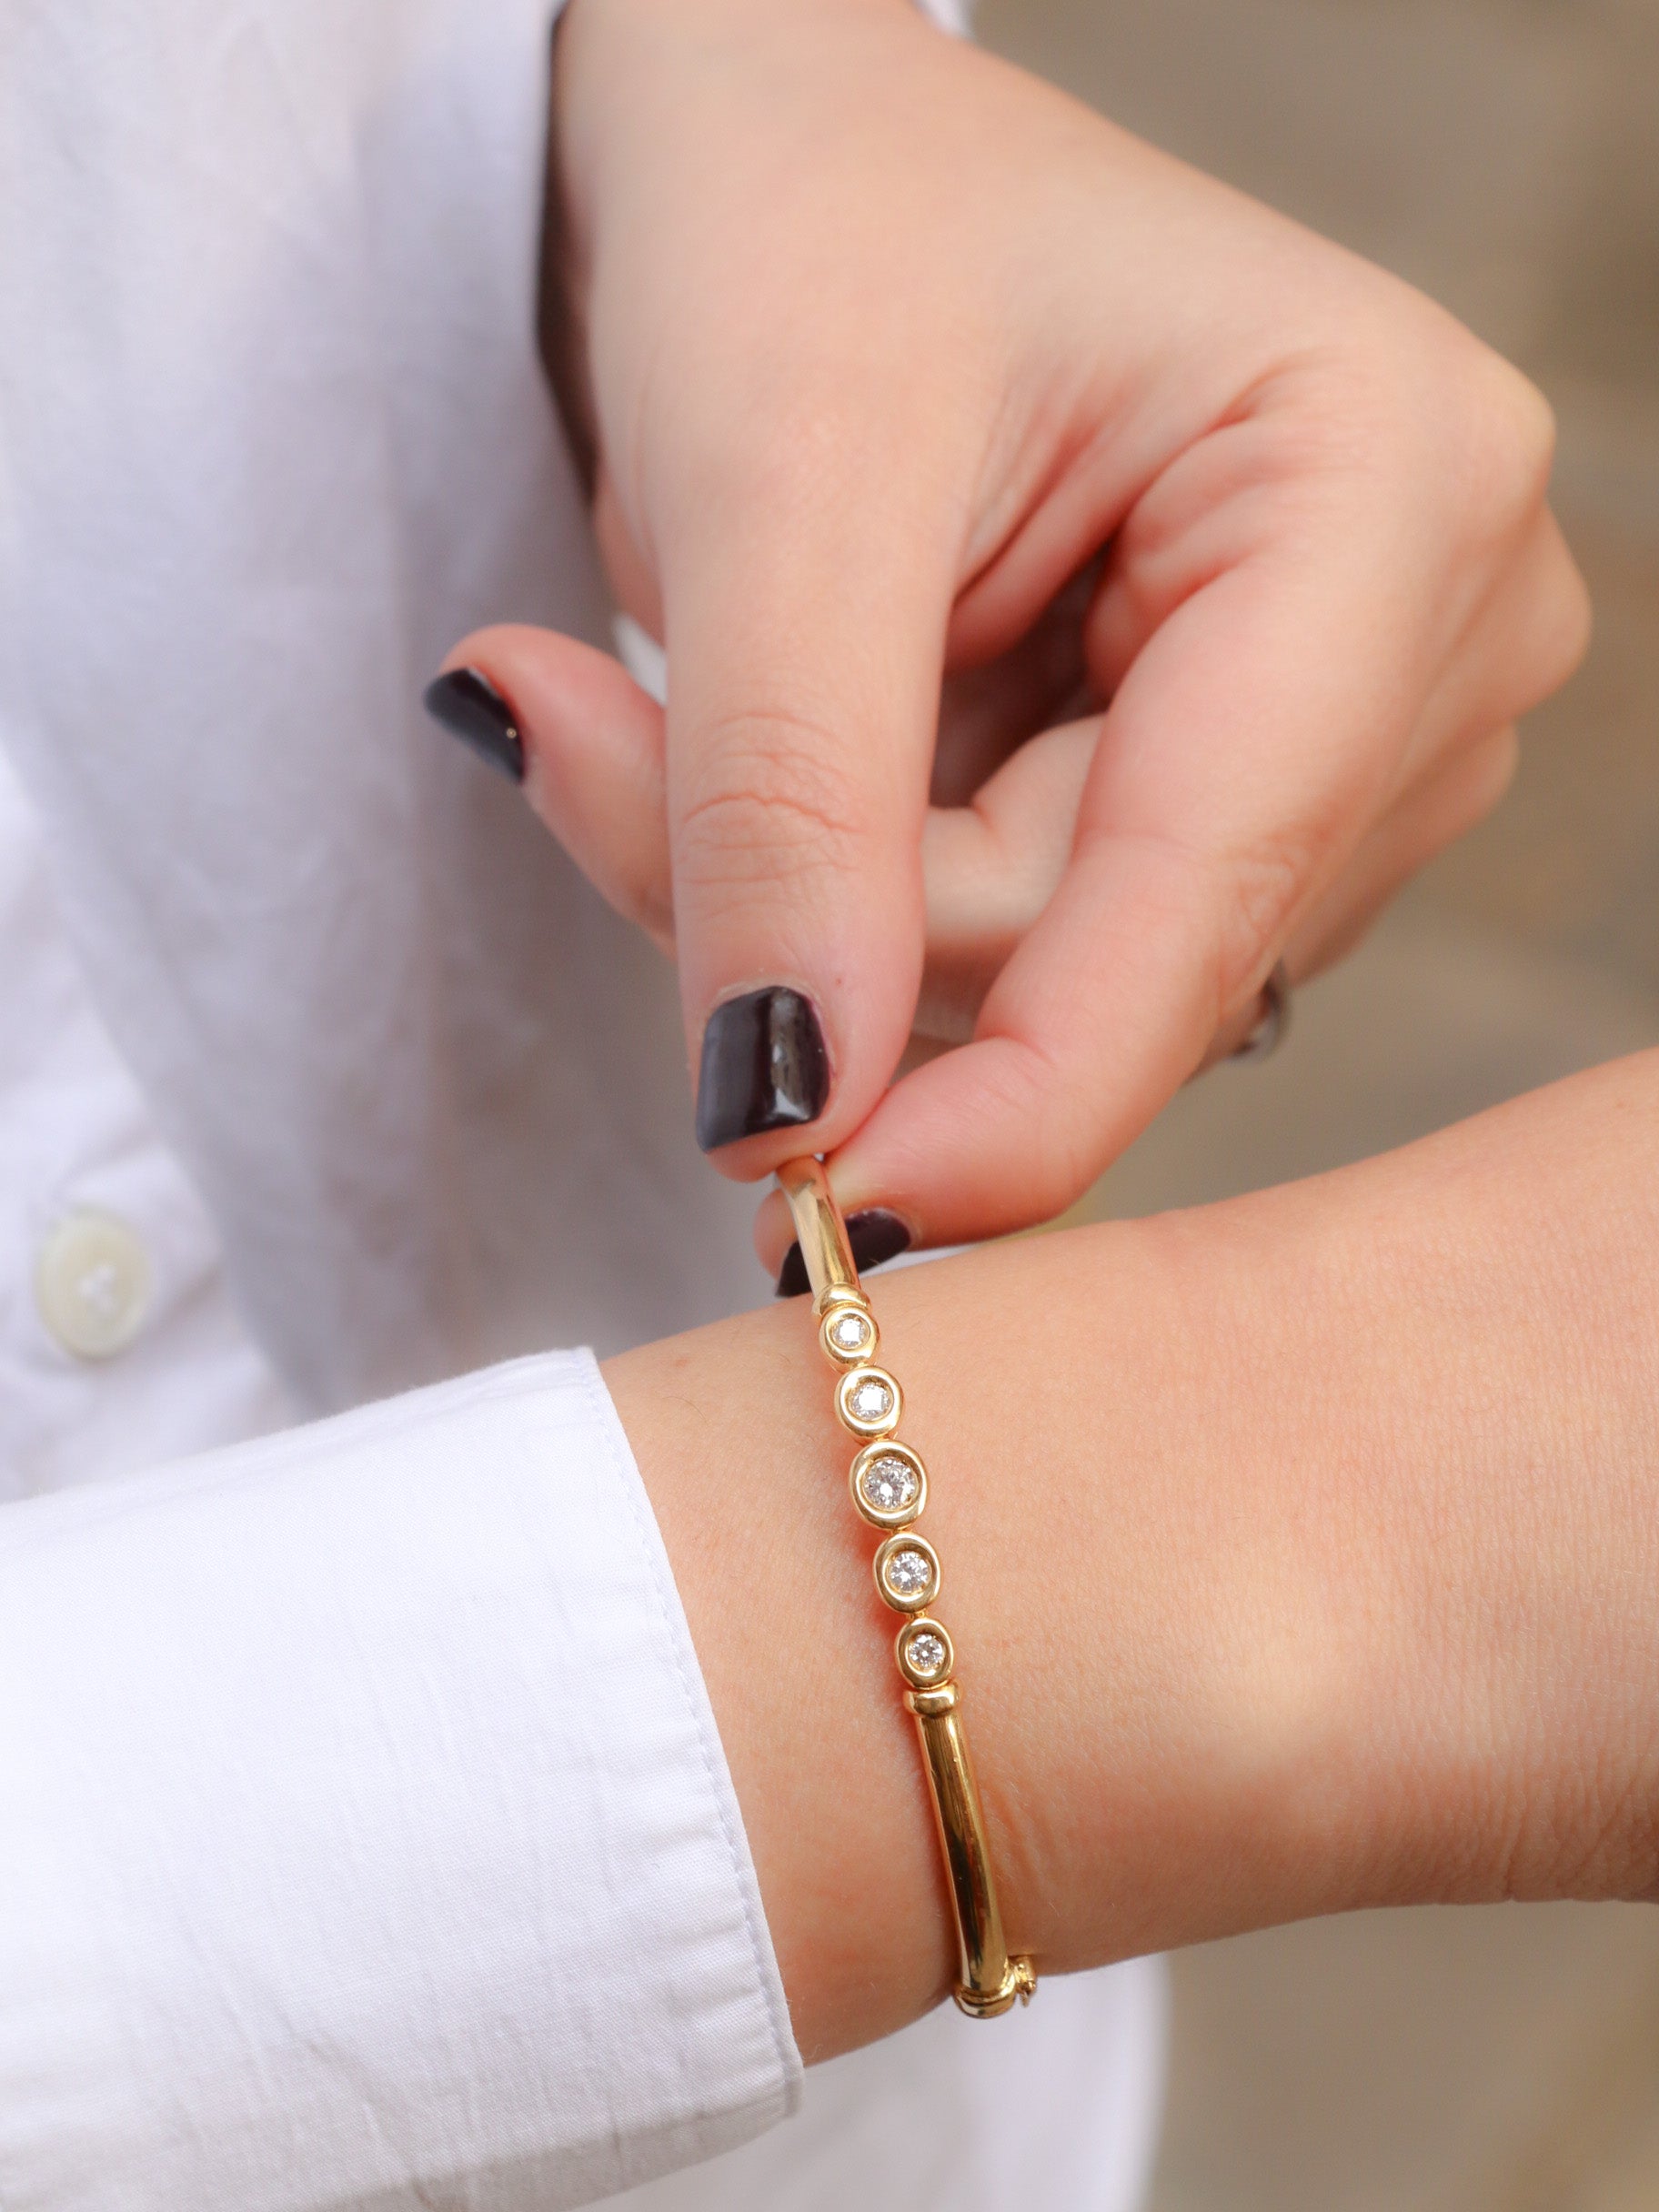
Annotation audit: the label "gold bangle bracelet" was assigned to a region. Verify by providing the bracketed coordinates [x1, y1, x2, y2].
[777, 1157, 1037, 2020]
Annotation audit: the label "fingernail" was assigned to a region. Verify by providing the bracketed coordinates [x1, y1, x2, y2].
[423, 668, 525, 783]
[696, 986, 829, 1152]
[776, 1210, 911, 1299]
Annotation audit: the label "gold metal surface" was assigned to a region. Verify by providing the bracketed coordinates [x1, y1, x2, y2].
[849, 1438, 929, 1530]
[873, 1529, 941, 1614]
[905, 1685, 1036, 2017]
[835, 1362, 903, 1439]
[819, 1301, 879, 1368]
[776, 1152, 1036, 2021]
[895, 1614, 955, 1690]
[777, 1156, 862, 1310]
[876, 1530, 942, 1619]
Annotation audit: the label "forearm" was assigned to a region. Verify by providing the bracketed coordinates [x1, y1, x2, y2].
[608, 1049, 1659, 2060]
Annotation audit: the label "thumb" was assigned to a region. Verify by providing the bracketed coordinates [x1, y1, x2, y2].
[427, 623, 673, 951]
[660, 456, 956, 1171]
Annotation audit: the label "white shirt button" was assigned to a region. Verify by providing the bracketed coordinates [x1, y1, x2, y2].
[35, 1209, 153, 1360]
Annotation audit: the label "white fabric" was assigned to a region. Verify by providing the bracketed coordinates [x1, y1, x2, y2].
[0, 743, 292, 1495]
[0, 1350, 798, 2209]
[0, 0, 759, 1413]
[0, 0, 1167, 2204]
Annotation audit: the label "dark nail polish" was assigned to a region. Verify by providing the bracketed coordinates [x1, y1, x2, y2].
[696, 986, 829, 1152]
[423, 668, 525, 783]
[775, 1210, 912, 1299]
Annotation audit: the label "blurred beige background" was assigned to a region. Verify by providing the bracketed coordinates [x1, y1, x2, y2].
[974, 1, 1659, 2204]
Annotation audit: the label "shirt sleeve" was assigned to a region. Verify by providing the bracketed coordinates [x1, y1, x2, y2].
[0, 1350, 800, 2211]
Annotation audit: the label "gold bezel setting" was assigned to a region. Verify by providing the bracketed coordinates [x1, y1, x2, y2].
[835, 1362, 902, 1438]
[873, 1530, 941, 1614]
[850, 1439, 928, 1530]
[896, 1614, 954, 1689]
[819, 1302, 879, 1368]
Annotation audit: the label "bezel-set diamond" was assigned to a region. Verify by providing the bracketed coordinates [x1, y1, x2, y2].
[835, 1362, 902, 1438]
[873, 1530, 940, 1614]
[819, 1299, 878, 1367]
[850, 1439, 928, 1529]
[897, 1617, 954, 1689]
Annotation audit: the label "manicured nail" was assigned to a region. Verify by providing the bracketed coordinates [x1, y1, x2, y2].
[423, 668, 525, 783]
[696, 986, 829, 1152]
[775, 1210, 912, 1299]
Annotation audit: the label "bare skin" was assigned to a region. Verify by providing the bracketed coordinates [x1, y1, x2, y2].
[608, 1051, 1659, 2062]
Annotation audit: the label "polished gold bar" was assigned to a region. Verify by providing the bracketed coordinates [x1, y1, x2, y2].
[776, 1155, 861, 1310]
[906, 1684, 1036, 2017]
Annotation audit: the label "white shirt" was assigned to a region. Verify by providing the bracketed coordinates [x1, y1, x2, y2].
[0, 2, 1165, 2206]
[0, 745, 293, 1491]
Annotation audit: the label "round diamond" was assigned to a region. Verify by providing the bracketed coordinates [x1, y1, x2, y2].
[906, 1630, 948, 1680]
[830, 1310, 870, 1352]
[861, 1454, 920, 1514]
[850, 1442, 928, 1533]
[851, 1377, 893, 1423]
[874, 1531, 940, 1614]
[839, 1364, 902, 1439]
[885, 1547, 931, 1598]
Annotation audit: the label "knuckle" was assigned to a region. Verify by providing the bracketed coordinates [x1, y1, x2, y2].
[1531, 547, 1594, 700]
[1329, 314, 1558, 542]
[675, 707, 872, 894]
[1444, 347, 1559, 533]
[1489, 525, 1593, 724]
[1393, 338, 1587, 710]
[1468, 362, 1557, 530]
[1214, 823, 1321, 1010]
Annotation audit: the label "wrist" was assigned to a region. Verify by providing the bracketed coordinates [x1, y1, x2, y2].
[610, 1055, 1659, 2057]
[607, 1208, 1354, 2053]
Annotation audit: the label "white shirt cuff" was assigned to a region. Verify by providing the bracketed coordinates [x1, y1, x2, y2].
[0, 1350, 799, 2210]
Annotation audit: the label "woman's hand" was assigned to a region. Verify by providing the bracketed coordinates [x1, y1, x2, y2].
[444, 0, 1588, 1262]
[608, 1049, 1659, 2061]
